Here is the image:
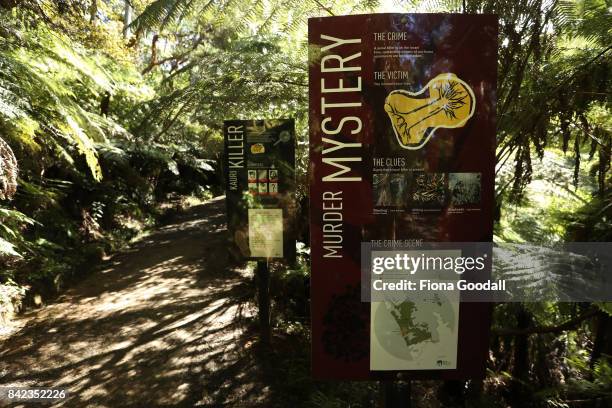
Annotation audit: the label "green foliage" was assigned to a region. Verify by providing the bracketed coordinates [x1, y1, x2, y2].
[0, 3, 217, 303]
[0, 206, 37, 258]
[496, 148, 596, 243]
[1, 17, 108, 180]
[130, 0, 381, 36]
[491, 0, 611, 200]
[539, 355, 612, 406]
[595, 302, 612, 316]
[0, 136, 18, 200]
[130, 0, 203, 33]
[271, 245, 310, 323]
[126, 0, 389, 188]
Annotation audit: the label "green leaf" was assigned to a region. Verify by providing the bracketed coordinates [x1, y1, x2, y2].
[0, 236, 21, 258]
[595, 302, 612, 316]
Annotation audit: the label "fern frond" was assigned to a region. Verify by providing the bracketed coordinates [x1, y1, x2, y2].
[0, 136, 18, 200]
[130, 0, 200, 34]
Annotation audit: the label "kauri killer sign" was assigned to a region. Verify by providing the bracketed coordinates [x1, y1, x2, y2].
[309, 14, 497, 380]
[224, 119, 296, 261]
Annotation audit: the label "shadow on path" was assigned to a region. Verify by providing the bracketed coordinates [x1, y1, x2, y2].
[0, 196, 271, 407]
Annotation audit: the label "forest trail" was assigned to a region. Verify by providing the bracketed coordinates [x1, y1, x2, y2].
[0, 196, 269, 407]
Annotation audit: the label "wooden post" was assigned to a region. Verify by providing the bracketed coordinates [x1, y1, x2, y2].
[256, 260, 271, 345]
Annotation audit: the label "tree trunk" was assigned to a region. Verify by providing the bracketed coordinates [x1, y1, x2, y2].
[123, 0, 133, 38]
[509, 305, 532, 407]
[90, 0, 98, 25]
[590, 312, 612, 369]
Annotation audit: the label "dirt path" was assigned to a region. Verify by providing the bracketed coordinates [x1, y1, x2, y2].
[0, 196, 270, 407]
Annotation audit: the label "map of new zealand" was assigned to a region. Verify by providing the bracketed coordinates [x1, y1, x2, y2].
[370, 290, 459, 370]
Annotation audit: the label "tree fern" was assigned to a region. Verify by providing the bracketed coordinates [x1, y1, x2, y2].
[0, 136, 17, 200]
[0, 206, 37, 258]
[130, 0, 202, 34]
[0, 12, 148, 181]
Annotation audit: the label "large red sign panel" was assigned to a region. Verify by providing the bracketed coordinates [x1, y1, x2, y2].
[309, 13, 498, 380]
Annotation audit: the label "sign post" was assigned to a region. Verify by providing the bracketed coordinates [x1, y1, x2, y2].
[308, 14, 497, 380]
[382, 380, 411, 408]
[223, 119, 297, 344]
[256, 260, 271, 344]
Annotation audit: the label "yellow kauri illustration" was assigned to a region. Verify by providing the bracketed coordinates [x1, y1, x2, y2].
[384, 73, 476, 150]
